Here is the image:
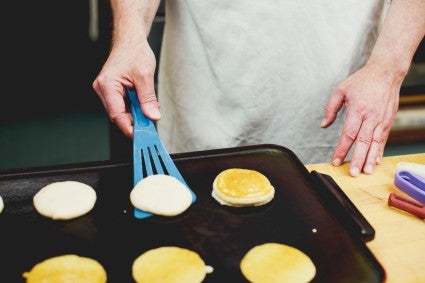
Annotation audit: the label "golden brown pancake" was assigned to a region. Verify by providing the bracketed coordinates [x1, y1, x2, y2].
[240, 243, 316, 283]
[212, 168, 275, 206]
[132, 246, 212, 283]
[22, 254, 107, 283]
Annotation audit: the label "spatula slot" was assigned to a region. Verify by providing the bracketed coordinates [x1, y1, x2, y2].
[154, 145, 169, 175]
[140, 146, 170, 177]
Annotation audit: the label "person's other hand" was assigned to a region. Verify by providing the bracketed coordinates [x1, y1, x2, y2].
[92, 39, 160, 138]
[321, 63, 402, 177]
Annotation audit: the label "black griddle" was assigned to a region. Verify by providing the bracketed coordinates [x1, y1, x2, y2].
[0, 144, 385, 282]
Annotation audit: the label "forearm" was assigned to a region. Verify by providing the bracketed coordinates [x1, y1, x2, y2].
[110, 0, 161, 48]
[367, 0, 425, 81]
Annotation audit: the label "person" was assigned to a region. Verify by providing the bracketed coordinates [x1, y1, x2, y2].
[92, 0, 425, 177]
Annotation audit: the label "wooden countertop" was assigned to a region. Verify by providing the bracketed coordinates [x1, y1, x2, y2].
[306, 153, 425, 283]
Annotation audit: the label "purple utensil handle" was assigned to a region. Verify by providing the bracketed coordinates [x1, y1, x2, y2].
[394, 170, 425, 204]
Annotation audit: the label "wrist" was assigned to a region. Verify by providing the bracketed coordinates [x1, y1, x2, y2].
[365, 54, 410, 84]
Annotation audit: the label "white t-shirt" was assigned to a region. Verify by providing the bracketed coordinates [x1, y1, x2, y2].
[157, 0, 389, 164]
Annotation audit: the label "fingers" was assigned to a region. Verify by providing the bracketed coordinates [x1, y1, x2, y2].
[332, 113, 384, 177]
[363, 124, 386, 174]
[93, 78, 133, 138]
[332, 104, 394, 177]
[350, 122, 383, 176]
[113, 112, 134, 138]
[324, 86, 364, 173]
[376, 127, 391, 164]
[331, 110, 362, 168]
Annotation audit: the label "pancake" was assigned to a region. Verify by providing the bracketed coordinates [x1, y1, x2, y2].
[132, 246, 212, 283]
[33, 181, 97, 220]
[240, 243, 316, 283]
[130, 174, 192, 216]
[22, 254, 107, 283]
[0, 195, 3, 213]
[212, 168, 275, 206]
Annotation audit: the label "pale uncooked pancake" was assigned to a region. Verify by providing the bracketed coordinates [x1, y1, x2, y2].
[33, 181, 97, 220]
[132, 246, 212, 283]
[130, 174, 192, 216]
[212, 168, 275, 207]
[22, 254, 107, 283]
[0, 195, 3, 214]
[240, 243, 316, 283]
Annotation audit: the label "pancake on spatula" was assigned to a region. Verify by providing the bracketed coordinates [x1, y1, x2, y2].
[22, 254, 107, 283]
[132, 246, 213, 283]
[240, 242, 316, 283]
[212, 168, 275, 206]
[130, 174, 192, 216]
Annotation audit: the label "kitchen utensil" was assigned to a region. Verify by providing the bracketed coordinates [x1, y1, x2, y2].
[388, 192, 425, 219]
[394, 170, 425, 204]
[396, 162, 425, 178]
[127, 87, 196, 219]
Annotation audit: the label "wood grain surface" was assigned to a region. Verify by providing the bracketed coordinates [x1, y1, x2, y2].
[306, 153, 425, 283]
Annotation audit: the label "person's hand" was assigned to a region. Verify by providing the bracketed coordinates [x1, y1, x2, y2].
[321, 63, 402, 177]
[92, 39, 160, 138]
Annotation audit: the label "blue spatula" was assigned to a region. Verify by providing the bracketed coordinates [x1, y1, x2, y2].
[126, 87, 196, 219]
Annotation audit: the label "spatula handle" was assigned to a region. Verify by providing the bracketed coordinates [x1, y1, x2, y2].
[126, 87, 154, 130]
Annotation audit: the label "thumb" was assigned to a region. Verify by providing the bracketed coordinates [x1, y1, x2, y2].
[134, 78, 161, 121]
[321, 88, 344, 128]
